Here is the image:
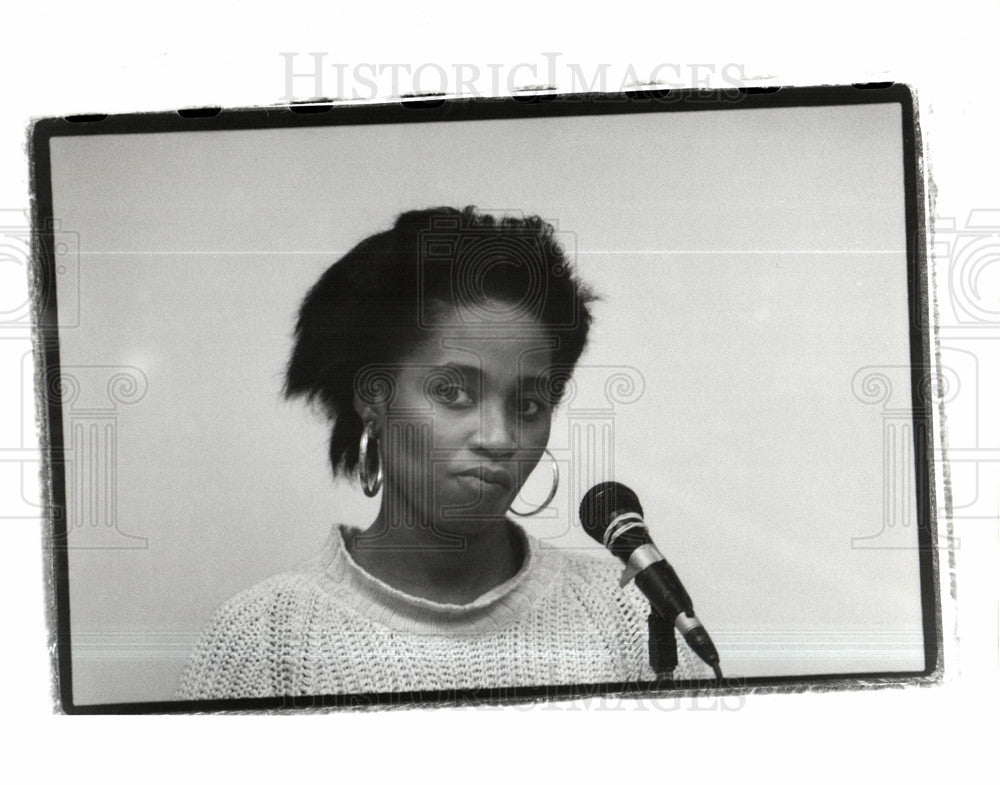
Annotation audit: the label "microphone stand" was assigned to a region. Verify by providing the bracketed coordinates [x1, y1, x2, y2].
[647, 610, 678, 679]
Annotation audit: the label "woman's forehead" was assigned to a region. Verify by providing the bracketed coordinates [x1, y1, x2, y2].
[403, 321, 554, 374]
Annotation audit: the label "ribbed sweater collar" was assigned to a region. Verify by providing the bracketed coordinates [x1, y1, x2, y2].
[318, 523, 561, 634]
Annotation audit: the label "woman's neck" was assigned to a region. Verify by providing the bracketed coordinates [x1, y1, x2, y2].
[345, 499, 525, 605]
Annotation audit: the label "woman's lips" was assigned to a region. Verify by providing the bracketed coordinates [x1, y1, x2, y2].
[455, 466, 513, 490]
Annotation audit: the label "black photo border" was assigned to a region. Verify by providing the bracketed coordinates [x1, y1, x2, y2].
[29, 82, 940, 714]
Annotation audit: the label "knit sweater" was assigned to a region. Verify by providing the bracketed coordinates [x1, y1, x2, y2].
[177, 523, 710, 700]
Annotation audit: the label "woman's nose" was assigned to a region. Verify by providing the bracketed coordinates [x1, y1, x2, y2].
[474, 401, 517, 456]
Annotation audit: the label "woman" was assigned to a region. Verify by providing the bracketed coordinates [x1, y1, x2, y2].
[178, 206, 707, 700]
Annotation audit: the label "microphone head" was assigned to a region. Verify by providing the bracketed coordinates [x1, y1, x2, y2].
[578, 481, 644, 543]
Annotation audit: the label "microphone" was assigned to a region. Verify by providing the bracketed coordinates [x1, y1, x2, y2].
[579, 481, 722, 679]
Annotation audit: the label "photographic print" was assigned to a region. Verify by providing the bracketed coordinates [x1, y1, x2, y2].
[31, 84, 939, 712]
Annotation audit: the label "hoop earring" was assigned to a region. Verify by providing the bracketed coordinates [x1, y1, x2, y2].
[509, 448, 559, 517]
[358, 421, 383, 497]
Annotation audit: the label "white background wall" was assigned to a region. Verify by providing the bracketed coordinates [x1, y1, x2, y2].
[1, 1, 997, 781]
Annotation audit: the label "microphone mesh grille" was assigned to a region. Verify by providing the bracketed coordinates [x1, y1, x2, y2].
[578, 482, 643, 542]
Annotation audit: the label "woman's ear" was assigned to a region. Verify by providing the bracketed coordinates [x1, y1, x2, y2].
[352, 368, 394, 426]
[352, 393, 380, 425]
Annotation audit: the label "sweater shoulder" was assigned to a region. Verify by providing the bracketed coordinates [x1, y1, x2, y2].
[175, 570, 332, 701]
[212, 570, 328, 616]
[534, 542, 633, 605]
[195, 570, 335, 641]
[532, 541, 649, 635]
[543, 544, 624, 581]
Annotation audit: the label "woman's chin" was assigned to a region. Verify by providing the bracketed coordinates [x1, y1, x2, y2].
[430, 497, 514, 534]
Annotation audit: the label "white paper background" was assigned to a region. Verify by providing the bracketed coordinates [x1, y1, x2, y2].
[2, 0, 997, 780]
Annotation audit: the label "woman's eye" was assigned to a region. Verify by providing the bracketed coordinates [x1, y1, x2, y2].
[517, 398, 544, 419]
[431, 383, 472, 406]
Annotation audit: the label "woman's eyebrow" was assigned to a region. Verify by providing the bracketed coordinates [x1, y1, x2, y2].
[434, 363, 546, 389]
[434, 362, 480, 382]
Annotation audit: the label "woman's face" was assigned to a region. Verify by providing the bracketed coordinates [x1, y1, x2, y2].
[363, 300, 556, 534]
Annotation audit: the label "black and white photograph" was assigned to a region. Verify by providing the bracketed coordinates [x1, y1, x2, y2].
[33, 86, 938, 711]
